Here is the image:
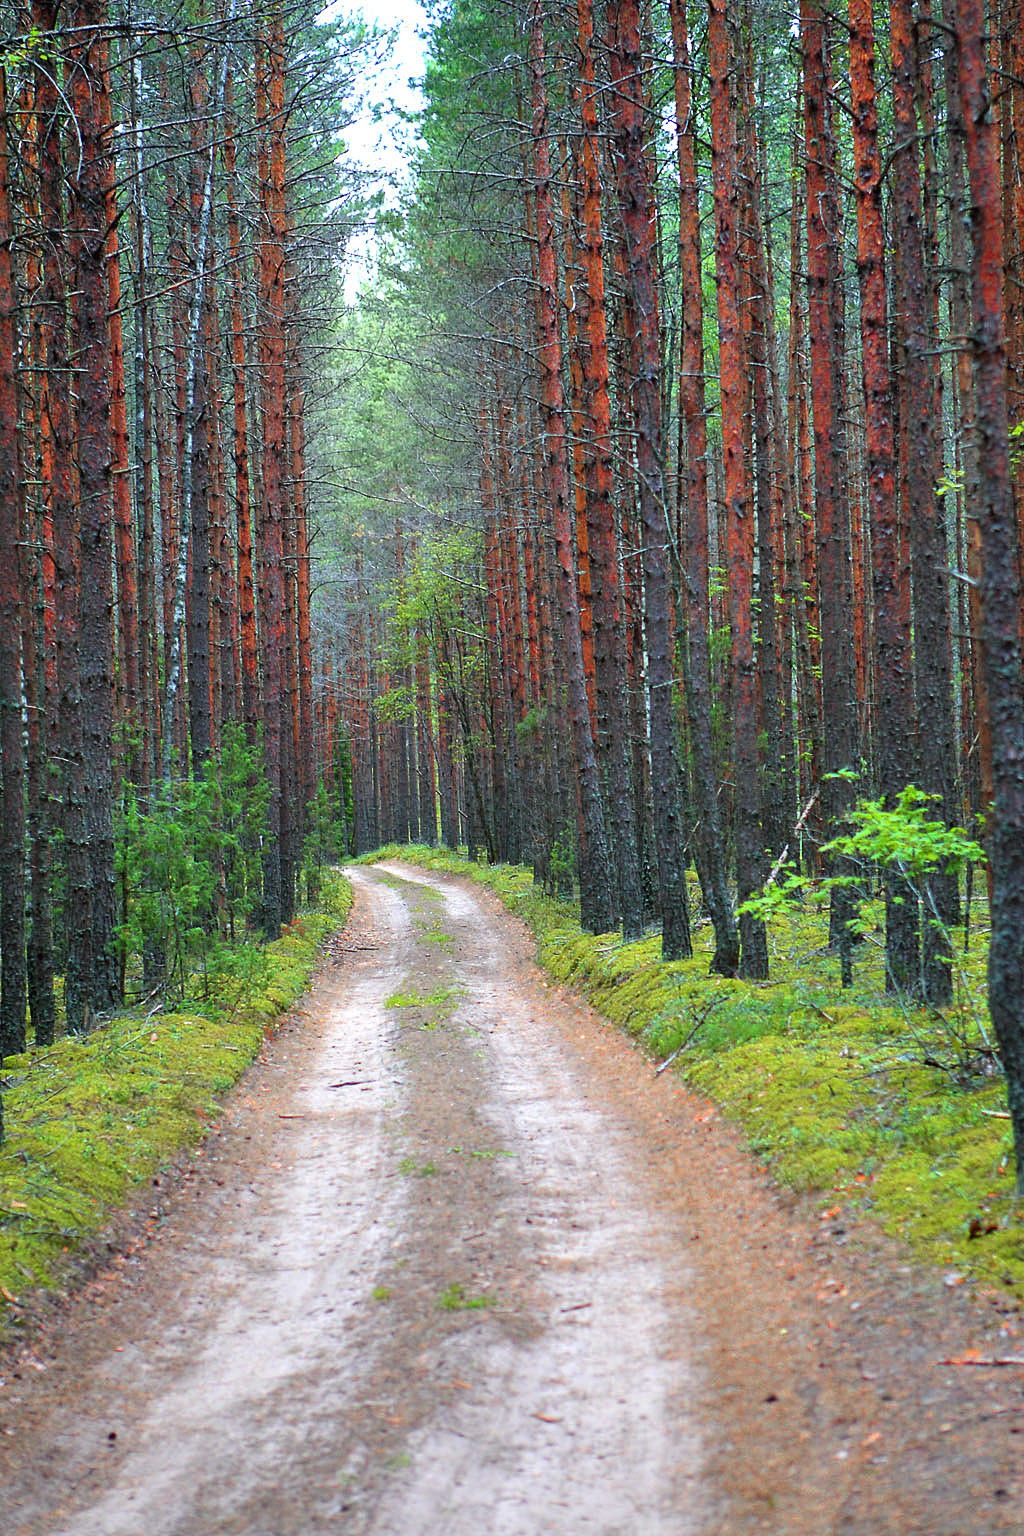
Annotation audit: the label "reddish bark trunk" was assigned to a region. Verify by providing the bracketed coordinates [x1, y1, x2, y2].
[578, 0, 643, 941]
[708, 0, 767, 977]
[256, 16, 290, 933]
[528, 0, 616, 933]
[848, 0, 918, 991]
[560, 164, 597, 739]
[223, 79, 260, 746]
[101, 61, 139, 788]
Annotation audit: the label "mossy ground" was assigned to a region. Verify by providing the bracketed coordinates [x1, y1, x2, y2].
[0, 873, 352, 1334]
[367, 845, 1023, 1300]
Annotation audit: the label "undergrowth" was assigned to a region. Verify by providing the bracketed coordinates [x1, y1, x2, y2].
[367, 844, 1023, 1302]
[0, 873, 352, 1336]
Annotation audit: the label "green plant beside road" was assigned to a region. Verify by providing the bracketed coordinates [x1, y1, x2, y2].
[366, 844, 1022, 1302]
[0, 876, 352, 1338]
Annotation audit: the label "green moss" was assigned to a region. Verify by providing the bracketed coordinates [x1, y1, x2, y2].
[437, 1281, 496, 1311]
[369, 846, 1024, 1299]
[385, 986, 457, 1011]
[0, 880, 352, 1332]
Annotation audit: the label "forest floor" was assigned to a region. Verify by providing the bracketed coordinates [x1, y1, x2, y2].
[2, 862, 1023, 1534]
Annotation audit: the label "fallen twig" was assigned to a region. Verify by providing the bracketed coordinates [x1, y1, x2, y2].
[763, 791, 821, 891]
[941, 1356, 1024, 1368]
[655, 994, 731, 1075]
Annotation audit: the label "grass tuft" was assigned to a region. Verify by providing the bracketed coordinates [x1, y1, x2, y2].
[0, 878, 352, 1335]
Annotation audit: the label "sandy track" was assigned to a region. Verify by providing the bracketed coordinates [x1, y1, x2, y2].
[2, 863, 1022, 1534]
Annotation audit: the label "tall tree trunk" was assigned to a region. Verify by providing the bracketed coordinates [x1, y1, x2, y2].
[738, 54, 784, 862]
[528, 0, 616, 934]
[102, 54, 140, 795]
[68, 4, 120, 1013]
[668, 0, 738, 975]
[848, 0, 918, 992]
[575, 0, 642, 944]
[708, 0, 768, 977]
[892, 0, 957, 1002]
[223, 75, 260, 748]
[802, 0, 857, 983]
[35, 0, 92, 1033]
[955, 0, 1024, 1194]
[607, 0, 691, 960]
[256, 17, 288, 934]
[0, 64, 27, 1058]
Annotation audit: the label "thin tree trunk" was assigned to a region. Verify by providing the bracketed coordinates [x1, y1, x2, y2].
[0, 64, 27, 1057]
[256, 17, 288, 934]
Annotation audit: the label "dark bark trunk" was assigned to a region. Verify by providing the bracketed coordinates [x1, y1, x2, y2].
[956, 0, 1024, 1194]
[892, 0, 958, 1002]
[68, 3, 120, 1013]
[802, 0, 858, 983]
[0, 64, 27, 1057]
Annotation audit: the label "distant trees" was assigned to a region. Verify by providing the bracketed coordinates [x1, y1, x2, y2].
[316, 0, 1024, 1193]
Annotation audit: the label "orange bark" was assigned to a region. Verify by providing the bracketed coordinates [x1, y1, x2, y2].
[223, 78, 260, 744]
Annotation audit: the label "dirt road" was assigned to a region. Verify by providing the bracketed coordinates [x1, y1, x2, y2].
[2, 864, 1023, 1534]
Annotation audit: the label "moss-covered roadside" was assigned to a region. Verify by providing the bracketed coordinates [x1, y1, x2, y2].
[0, 875, 352, 1335]
[367, 845, 1023, 1302]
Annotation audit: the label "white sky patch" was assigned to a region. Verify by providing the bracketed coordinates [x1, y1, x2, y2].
[320, 0, 428, 296]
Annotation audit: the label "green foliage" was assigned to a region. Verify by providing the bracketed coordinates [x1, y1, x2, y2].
[119, 727, 270, 1000]
[825, 786, 985, 881]
[739, 786, 985, 928]
[304, 774, 349, 887]
[375, 683, 415, 725]
[548, 834, 575, 893]
[737, 872, 812, 928]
